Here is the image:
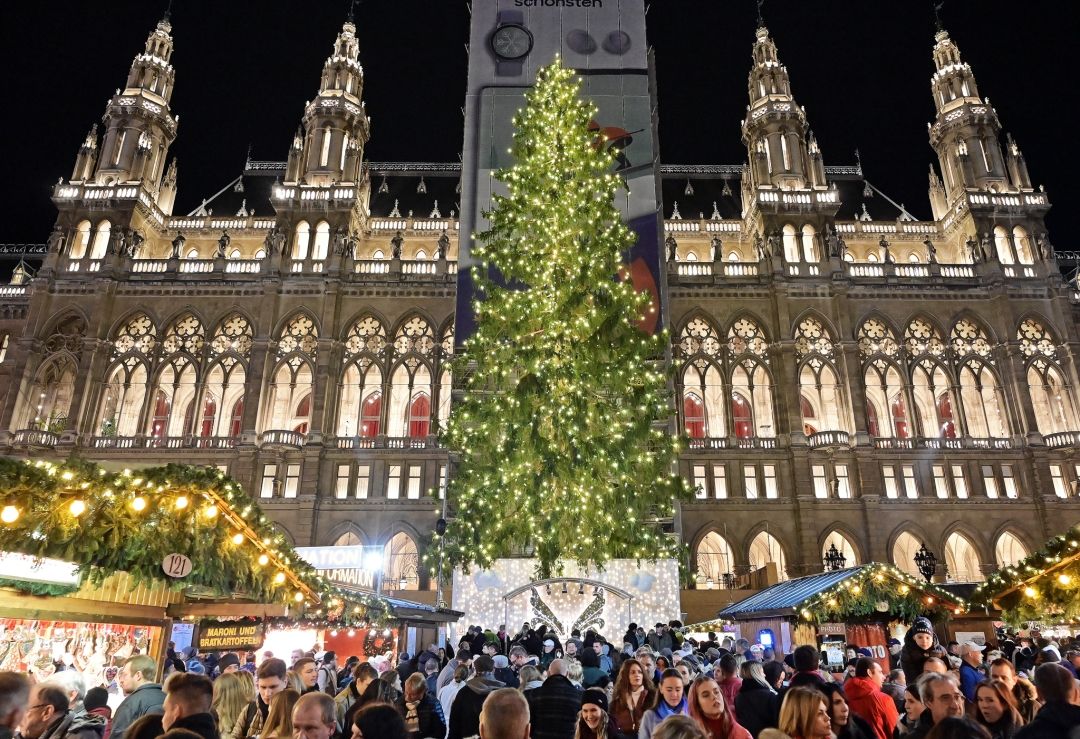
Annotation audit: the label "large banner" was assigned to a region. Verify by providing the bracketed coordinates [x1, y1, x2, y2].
[457, 0, 665, 343]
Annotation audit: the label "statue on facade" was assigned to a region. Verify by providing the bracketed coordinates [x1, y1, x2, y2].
[390, 231, 404, 260]
[170, 232, 186, 259]
[923, 238, 937, 263]
[754, 233, 768, 260]
[437, 230, 450, 261]
[665, 234, 677, 262]
[332, 226, 347, 256]
[108, 228, 126, 256]
[824, 226, 839, 259]
[837, 233, 848, 262]
[710, 236, 722, 262]
[1035, 233, 1054, 261]
[46, 225, 65, 254]
[880, 236, 895, 264]
[343, 234, 357, 260]
[979, 233, 993, 263]
[216, 230, 231, 259]
[767, 230, 782, 259]
[129, 229, 145, 258]
[965, 235, 979, 264]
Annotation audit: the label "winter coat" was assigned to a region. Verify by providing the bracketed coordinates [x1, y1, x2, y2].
[899, 621, 940, 685]
[439, 679, 466, 732]
[837, 714, 876, 739]
[734, 680, 780, 739]
[638, 702, 688, 739]
[494, 666, 519, 688]
[717, 677, 742, 723]
[902, 711, 935, 739]
[169, 713, 218, 739]
[979, 715, 1022, 739]
[448, 675, 504, 739]
[229, 697, 268, 739]
[44, 712, 106, 739]
[394, 693, 446, 739]
[333, 681, 362, 732]
[959, 661, 984, 703]
[108, 683, 165, 739]
[1013, 702, 1080, 739]
[844, 676, 899, 739]
[525, 675, 582, 739]
[610, 689, 653, 739]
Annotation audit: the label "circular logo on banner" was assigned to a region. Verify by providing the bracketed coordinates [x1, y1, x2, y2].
[163, 553, 193, 578]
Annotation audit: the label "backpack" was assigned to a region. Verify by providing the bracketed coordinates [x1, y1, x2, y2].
[318, 664, 336, 695]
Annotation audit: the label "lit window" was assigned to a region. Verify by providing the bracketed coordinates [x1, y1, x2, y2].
[387, 464, 402, 499]
[951, 465, 968, 499]
[932, 465, 949, 499]
[693, 465, 708, 499]
[902, 464, 918, 499]
[408, 393, 431, 438]
[284, 464, 301, 498]
[763, 465, 778, 499]
[883, 465, 899, 499]
[260, 464, 277, 498]
[356, 465, 370, 499]
[812, 465, 828, 499]
[336, 464, 351, 499]
[684, 393, 706, 439]
[982, 465, 999, 499]
[744, 466, 758, 499]
[835, 464, 851, 498]
[407, 464, 422, 499]
[1050, 464, 1069, 498]
[712, 464, 727, 499]
[1002, 465, 1018, 499]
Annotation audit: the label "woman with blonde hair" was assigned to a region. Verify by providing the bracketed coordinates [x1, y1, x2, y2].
[260, 688, 301, 739]
[211, 672, 254, 739]
[777, 687, 831, 739]
[519, 665, 544, 691]
[575, 688, 613, 739]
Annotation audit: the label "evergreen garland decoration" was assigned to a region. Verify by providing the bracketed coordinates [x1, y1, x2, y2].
[975, 525, 1080, 623]
[0, 457, 390, 625]
[440, 58, 691, 579]
[0, 577, 80, 597]
[796, 565, 964, 624]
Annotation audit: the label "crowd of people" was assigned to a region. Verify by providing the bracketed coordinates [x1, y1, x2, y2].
[1, 619, 1080, 739]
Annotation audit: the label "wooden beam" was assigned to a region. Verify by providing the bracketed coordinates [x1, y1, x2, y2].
[167, 602, 289, 619]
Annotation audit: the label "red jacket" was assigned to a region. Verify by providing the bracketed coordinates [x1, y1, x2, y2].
[843, 676, 899, 739]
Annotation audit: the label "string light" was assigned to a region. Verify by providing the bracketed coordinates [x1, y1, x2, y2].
[175, 496, 189, 510]
[232, 533, 245, 545]
[69, 499, 87, 516]
[131, 496, 147, 512]
[1, 505, 19, 524]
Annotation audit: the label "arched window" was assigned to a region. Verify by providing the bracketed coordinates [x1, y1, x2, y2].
[995, 532, 1029, 568]
[149, 390, 171, 439]
[207, 313, 252, 437]
[952, 319, 1008, 438]
[265, 314, 318, 434]
[339, 315, 388, 437]
[408, 392, 431, 438]
[89, 220, 111, 260]
[822, 531, 859, 568]
[1012, 226, 1034, 265]
[292, 221, 310, 260]
[892, 532, 923, 579]
[904, 318, 954, 438]
[782, 224, 799, 263]
[98, 313, 156, 436]
[795, 316, 844, 434]
[387, 315, 436, 437]
[384, 533, 419, 590]
[944, 532, 983, 582]
[732, 393, 754, 439]
[748, 531, 787, 582]
[360, 392, 382, 437]
[415, 249, 428, 261]
[678, 318, 725, 438]
[320, 126, 332, 168]
[312, 221, 330, 261]
[801, 395, 817, 436]
[1019, 319, 1079, 435]
[683, 392, 706, 438]
[801, 225, 818, 262]
[859, 318, 906, 439]
[334, 531, 362, 546]
[993, 226, 1014, 265]
[71, 221, 91, 259]
[229, 398, 244, 437]
[696, 532, 735, 584]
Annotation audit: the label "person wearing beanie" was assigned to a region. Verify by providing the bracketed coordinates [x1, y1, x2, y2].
[493, 654, 517, 688]
[218, 654, 241, 676]
[576, 688, 611, 739]
[83, 687, 112, 739]
[899, 618, 939, 685]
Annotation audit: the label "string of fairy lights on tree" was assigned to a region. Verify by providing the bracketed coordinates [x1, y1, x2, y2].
[975, 525, 1080, 623]
[435, 58, 692, 580]
[0, 457, 390, 626]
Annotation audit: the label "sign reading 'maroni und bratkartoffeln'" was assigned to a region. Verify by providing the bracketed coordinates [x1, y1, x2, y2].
[195, 621, 265, 650]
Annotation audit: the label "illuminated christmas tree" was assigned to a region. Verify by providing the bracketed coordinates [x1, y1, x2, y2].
[441, 60, 689, 578]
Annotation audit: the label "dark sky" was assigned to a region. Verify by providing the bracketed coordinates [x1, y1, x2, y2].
[1, 0, 1075, 243]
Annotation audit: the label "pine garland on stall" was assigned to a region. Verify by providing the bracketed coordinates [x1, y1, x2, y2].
[439, 59, 690, 578]
[975, 525, 1080, 623]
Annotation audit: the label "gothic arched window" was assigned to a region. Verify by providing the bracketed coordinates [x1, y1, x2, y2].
[678, 318, 725, 438]
[858, 318, 906, 439]
[207, 313, 252, 437]
[265, 314, 318, 434]
[696, 532, 736, 584]
[339, 315, 388, 437]
[728, 317, 774, 438]
[98, 313, 156, 436]
[951, 319, 1008, 438]
[1019, 318, 1079, 435]
[795, 316, 844, 434]
[387, 315, 435, 438]
[292, 221, 310, 260]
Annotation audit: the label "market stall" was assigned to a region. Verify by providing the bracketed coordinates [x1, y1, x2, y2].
[976, 523, 1080, 626]
[717, 563, 968, 671]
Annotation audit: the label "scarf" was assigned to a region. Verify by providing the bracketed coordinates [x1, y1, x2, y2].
[404, 700, 420, 735]
[657, 697, 688, 720]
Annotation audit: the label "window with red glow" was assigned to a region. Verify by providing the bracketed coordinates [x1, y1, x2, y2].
[360, 392, 382, 437]
[200, 394, 217, 437]
[409, 392, 431, 438]
[891, 393, 910, 439]
[683, 393, 706, 438]
[229, 398, 244, 437]
[866, 400, 881, 437]
[732, 392, 753, 439]
[937, 392, 957, 438]
[150, 390, 170, 439]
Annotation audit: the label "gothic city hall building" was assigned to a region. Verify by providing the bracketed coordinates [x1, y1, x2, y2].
[0, 11, 1076, 602]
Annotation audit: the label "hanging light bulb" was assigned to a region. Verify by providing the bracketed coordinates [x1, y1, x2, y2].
[204, 505, 218, 519]
[231, 533, 244, 545]
[175, 496, 189, 510]
[1, 505, 19, 524]
[131, 497, 147, 512]
[258, 554, 270, 566]
[377, 176, 389, 194]
[684, 179, 695, 196]
[274, 571, 287, 584]
[416, 177, 427, 195]
[294, 591, 304, 602]
[69, 499, 87, 517]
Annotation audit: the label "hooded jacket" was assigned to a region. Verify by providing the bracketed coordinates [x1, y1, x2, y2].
[899, 618, 940, 685]
[42, 712, 106, 739]
[843, 676, 899, 739]
[1013, 701, 1080, 739]
[447, 674, 504, 739]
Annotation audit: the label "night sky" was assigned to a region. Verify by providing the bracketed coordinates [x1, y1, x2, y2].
[1, 0, 1076, 244]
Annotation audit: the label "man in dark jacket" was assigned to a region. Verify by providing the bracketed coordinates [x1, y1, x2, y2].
[161, 673, 217, 739]
[395, 673, 446, 739]
[108, 656, 165, 739]
[525, 659, 581, 739]
[1015, 662, 1080, 739]
[448, 655, 503, 739]
[0, 672, 30, 739]
[19, 685, 105, 739]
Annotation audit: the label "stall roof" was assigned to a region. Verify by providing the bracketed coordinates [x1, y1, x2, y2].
[718, 568, 861, 620]
[339, 589, 464, 624]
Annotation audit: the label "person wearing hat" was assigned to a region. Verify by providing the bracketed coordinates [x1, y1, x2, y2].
[492, 655, 517, 689]
[958, 642, 985, 703]
[576, 688, 611, 739]
[899, 618, 940, 685]
[540, 639, 558, 670]
[218, 653, 241, 676]
[887, 639, 902, 671]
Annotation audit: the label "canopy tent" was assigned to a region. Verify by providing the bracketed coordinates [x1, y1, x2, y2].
[0, 457, 390, 626]
[976, 524, 1080, 624]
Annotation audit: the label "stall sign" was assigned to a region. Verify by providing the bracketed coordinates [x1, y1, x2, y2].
[817, 622, 846, 636]
[294, 546, 377, 590]
[196, 621, 265, 650]
[0, 553, 79, 585]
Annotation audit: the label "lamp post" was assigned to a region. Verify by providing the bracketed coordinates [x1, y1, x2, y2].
[823, 543, 847, 571]
[434, 516, 448, 608]
[914, 545, 937, 583]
